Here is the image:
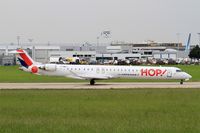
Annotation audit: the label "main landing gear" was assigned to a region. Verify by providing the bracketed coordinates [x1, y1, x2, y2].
[90, 79, 95, 85]
[180, 79, 184, 85]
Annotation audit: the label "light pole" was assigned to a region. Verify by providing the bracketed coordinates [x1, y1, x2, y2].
[176, 33, 180, 51]
[28, 39, 35, 60]
[96, 30, 111, 64]
[17, 36, 20, 47]
[96, 36, 100, 48]
[176, 33, 180, 59]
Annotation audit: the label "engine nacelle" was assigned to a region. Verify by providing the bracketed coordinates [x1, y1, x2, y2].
[44, 64, 57, 71]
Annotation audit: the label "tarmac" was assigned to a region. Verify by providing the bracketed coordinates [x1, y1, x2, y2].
[0, 82, 200, 89]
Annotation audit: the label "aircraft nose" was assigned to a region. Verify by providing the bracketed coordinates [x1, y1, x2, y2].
[188, 74, 192, 79]
[185, 72, 192, 79]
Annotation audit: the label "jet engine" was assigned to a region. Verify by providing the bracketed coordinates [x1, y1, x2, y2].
[43, 64, 57, 71]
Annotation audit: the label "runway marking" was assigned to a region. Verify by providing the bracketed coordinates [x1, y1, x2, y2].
[0, 82, 200, 89]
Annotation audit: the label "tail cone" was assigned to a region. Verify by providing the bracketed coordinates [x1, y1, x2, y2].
[31, 66, 38, 73]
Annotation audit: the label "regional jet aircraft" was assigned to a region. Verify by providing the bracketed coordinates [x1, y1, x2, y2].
[10, 49, 192, 85]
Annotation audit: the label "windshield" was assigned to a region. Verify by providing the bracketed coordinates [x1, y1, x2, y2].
[176, 69, 182, 72]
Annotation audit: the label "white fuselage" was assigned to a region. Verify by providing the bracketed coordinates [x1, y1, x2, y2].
[34, 64, 191, 80]
[11, 49, 192, 85]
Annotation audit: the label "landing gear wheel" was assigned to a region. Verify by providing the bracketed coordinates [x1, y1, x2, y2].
[90, 79, 95, 85]
[180, 79, 183, 85]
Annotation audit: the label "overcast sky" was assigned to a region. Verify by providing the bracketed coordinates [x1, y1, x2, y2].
[0, 0, 199, 44]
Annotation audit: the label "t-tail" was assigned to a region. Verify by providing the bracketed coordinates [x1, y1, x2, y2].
[9, 49, 40, 73]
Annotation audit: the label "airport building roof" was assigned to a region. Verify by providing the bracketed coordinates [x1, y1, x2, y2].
[0, 45, 60, 50]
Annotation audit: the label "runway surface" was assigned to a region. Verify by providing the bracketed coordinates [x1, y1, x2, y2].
[0, 82, 200, 89]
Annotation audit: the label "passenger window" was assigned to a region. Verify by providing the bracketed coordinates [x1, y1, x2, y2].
[96, 68, 100, 73]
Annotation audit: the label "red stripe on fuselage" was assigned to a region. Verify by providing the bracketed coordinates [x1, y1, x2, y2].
[17, 49, 33, 66]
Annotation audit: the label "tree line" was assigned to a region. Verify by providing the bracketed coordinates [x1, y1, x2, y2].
[189, 45, 200, 60]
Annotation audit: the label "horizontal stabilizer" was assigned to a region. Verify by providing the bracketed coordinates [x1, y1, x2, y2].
[9, 50, 25, 54]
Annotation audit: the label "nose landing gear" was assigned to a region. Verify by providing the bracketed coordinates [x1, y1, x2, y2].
[180, 79, 183, 85]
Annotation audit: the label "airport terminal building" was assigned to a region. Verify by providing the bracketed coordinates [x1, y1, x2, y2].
[0, 41, 192, 65]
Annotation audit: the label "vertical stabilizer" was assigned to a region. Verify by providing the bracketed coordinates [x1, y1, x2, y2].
[185, 33, 191, 51]
[9, 49, 35, 68]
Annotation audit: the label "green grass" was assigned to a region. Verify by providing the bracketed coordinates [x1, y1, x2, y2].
[0, 89, 200, 133]
[0, 66, 84, 83]
[0, 65, 200, 83]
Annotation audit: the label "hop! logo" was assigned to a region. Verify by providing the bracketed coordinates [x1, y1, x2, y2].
[141, 69, 167, 76]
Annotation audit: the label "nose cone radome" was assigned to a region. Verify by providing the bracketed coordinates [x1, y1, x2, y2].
[184, 72, 192, 80]
[187, 73, 192, 79]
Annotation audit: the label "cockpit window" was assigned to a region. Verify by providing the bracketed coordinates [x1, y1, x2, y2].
[176, 69, 182, 72]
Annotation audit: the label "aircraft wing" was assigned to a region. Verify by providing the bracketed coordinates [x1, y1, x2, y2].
[68, 70, 115, 80]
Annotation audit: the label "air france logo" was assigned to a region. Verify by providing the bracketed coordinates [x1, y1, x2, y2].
[141, 69, 167, 76]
